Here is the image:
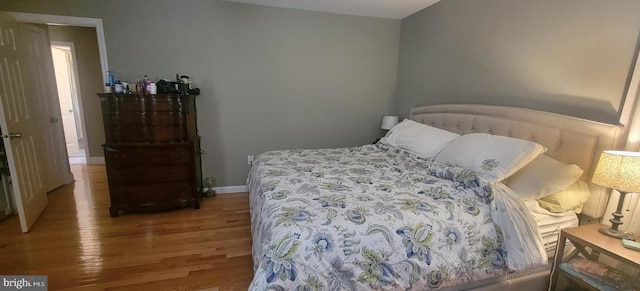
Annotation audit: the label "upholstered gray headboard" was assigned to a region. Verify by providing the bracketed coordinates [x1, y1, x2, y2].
[409, 104, 625, 219]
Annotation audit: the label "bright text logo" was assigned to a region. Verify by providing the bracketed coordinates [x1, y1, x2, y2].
[0, 276, 47, 291]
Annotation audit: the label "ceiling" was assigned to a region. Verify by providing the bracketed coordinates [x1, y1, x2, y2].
[224, 0, 442, 19]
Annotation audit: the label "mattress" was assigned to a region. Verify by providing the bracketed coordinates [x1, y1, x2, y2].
[524, 200, 579, 257]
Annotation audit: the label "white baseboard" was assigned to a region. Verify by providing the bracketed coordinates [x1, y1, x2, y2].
[211, 185, 248, 194]
[88, 156, 105, 164]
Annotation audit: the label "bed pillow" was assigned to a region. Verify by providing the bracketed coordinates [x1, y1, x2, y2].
[503, 155, 584, 200]
[537, 179, 591, 213]
[435, 133, 547, 182]
[384, 119, 460, 158]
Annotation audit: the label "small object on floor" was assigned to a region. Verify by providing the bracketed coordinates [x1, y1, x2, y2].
[204, 177, 217, 198]
[204, 189, 217, 198]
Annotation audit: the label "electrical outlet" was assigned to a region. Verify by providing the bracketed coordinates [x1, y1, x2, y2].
[247, 155, 255, 166]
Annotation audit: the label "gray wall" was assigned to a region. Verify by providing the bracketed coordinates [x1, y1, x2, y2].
[0, 0, 400, 186]
[397, 0, 640, 124]
[47, 25, 104, 158]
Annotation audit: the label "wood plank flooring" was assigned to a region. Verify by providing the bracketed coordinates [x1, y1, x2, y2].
[0, 164, 254, 290]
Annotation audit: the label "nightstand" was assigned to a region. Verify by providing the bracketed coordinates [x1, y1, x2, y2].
[549, 223, 640, 290]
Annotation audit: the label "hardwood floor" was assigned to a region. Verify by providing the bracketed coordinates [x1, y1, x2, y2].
[0, 164, 254, 290]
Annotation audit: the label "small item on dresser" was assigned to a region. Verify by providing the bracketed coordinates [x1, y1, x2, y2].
[107, 70, 114, 86]
[104, 83, 112, 93]
[180, 75, 190, 95]
[622, 239, 640, 251]
[114, 82, 123, 93]
[156, 79, 177, 94]
[143, 75, 150, 94]
[136, 79, 143, 93]
[149, 82, 157, 94]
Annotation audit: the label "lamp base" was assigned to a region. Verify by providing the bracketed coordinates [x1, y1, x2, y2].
[599, 227, 627, 239]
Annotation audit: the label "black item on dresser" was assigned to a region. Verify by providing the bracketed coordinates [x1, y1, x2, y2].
[98, 93, 202, 217]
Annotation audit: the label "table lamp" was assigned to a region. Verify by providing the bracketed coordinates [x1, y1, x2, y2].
[381, 116, 399, 130]
[591, 150, 640, 238]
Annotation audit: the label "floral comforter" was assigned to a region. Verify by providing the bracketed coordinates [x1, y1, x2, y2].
[247, 144, 546, 290]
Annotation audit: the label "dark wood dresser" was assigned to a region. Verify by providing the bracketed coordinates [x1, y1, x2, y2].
[98, 93, 202, 217]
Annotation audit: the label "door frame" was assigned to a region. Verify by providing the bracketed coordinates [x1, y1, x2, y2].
[51, 41, 89, 161]
[5, 12, 109, 165]
[5, 12, 109, 83]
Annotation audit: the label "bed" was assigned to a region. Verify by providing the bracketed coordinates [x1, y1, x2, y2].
[247, 104, 624, 290]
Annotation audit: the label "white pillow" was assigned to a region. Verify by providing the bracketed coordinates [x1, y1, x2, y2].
[504, 155, 584, 200]
[384, 119, 460, 158]
[435, 133, 547, 182]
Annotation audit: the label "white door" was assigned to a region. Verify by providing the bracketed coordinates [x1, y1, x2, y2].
[0, 12, 47, 232]
[51, 46, 82, 157]
[17, 22, 73, 191]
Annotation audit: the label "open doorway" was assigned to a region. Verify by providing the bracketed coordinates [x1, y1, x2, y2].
[7, 12, 109, 166]
[0, 12, 106, 232]
[51, 42, 87, 164]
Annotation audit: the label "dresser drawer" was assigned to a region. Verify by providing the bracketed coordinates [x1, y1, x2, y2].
[107, 165, 192, 184]
[109, 182, 194, 205]
[106, 112, 186, 127]
[101, 95, 189, 113]
[105, 125, 189, 143]
[104, 146, 192, 167]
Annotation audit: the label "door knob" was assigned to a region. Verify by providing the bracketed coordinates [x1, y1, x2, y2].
[50, 117, 59, 123]
[2, 132, 22, 139]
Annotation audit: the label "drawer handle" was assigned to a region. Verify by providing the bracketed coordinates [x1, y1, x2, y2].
[104, 146, 118, 152]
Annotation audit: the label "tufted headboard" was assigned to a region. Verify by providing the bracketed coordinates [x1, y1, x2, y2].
[409, 104, 625, 219]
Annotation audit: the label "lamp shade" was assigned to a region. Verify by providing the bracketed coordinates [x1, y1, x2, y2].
[381, 116, 399, 130]
[592, 150, 640, 193]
